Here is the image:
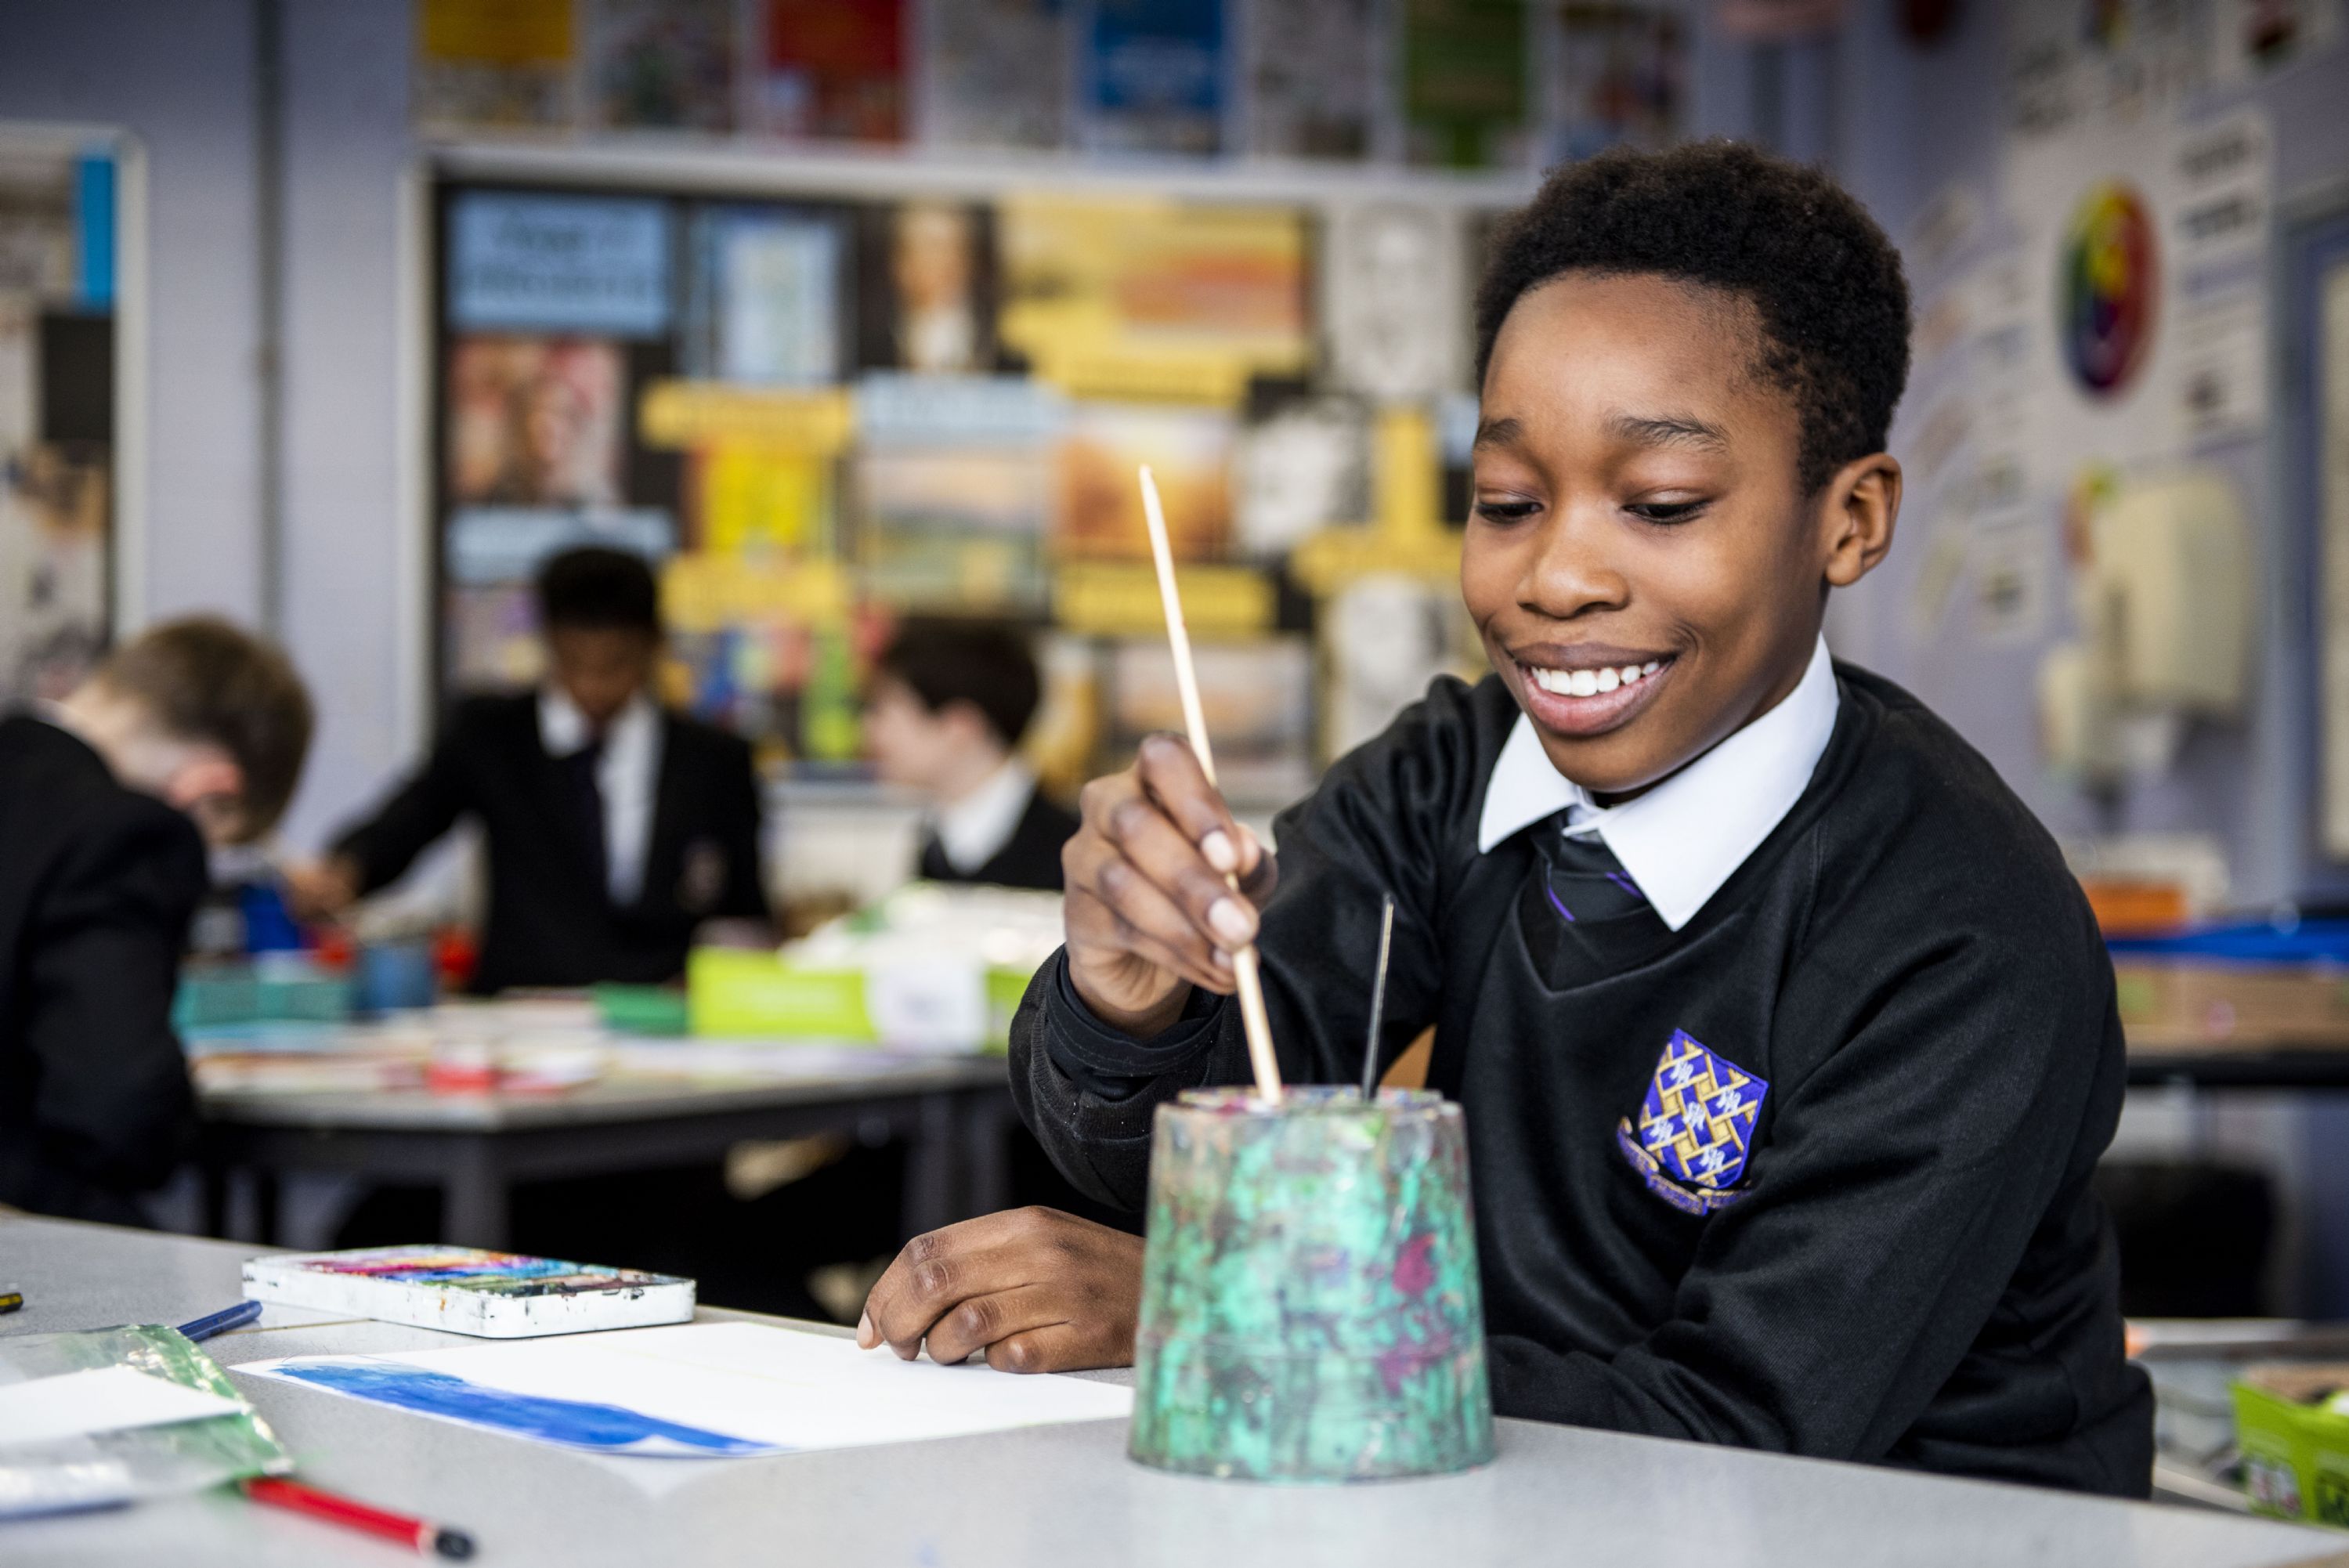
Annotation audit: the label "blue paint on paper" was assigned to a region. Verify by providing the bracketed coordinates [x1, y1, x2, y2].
[271, 1360, 778, 1457]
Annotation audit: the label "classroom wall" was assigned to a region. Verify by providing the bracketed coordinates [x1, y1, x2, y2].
[1827, 0, 2349, 914]
[0, 0, 419, 855]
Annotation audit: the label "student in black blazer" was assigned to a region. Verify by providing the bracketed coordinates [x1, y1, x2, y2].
[291, 548, 768, 992]
[862, 619, 1079, 892]
[0, 619, 313, 1223]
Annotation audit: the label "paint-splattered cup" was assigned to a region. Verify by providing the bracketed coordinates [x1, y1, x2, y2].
[1129, 1086, 1494, 1483]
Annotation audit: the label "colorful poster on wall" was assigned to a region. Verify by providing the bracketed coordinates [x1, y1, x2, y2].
[1247, 0, 1375, 159]
[1322, 203, 1471, 400]
[447, 336, 627, 508]
[755, 0, 905, 142]
[446, 193, 671, 338]
[1550, 3, 1686, 161]
[586, 0, 736, 132]
[997, 196, 1310, 403]
[414, 0, 577, 129]
[1083, 0, 1227, 155]
[857, 446, 1053, 611]
[855, 203, 999, 374]
[1403, 0, 1529, 168]
[1055, 403, 1233, 562]
[923, 0, 1072, 150]
[681, 206, 845, 385]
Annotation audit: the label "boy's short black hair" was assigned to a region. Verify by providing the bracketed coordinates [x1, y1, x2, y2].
[1475, 140, 1911, 494]
[536, 547, 661, 635]
[99, 616, 313, 840]
[875, 619, 1042, 750]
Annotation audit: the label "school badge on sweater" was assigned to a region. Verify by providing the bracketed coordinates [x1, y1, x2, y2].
[1615, 1030, 1768, 1216]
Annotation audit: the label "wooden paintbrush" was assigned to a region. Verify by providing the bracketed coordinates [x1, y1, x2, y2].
[1138, 464, 1284, 1102]
[1360, 893, 1397, 1099]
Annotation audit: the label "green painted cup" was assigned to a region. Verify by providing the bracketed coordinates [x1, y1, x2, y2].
[1129, 1086, 1494, 1482]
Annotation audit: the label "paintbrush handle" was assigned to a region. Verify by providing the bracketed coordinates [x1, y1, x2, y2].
[1140, 465, 1283, 1102]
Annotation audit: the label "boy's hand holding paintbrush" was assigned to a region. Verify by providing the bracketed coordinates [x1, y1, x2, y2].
[1059, 734, 1277, 1038]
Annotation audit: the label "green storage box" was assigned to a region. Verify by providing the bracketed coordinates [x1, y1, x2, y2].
[687, 948, 1032, 1051]
[2233, 1369, 2349, 1527]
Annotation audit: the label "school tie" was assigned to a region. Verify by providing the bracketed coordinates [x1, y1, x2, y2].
[1539, 823, 1650, 925]
[559, 739, 608, 900]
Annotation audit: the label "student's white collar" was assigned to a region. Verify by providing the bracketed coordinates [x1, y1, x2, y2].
[1475, 635, 1839, 931]
[538, 685, 655, 757]
[933, 757, 1036, 876]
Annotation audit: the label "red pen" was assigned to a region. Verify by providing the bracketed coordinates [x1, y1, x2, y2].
[240, 1476, 475, 1559]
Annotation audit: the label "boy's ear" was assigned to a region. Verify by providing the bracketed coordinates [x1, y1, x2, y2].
[165, 754, 249, 846]
[1819, 453, 1902, 590]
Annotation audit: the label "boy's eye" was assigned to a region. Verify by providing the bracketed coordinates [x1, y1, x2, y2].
[1624, 500, 1708, 525]
[1473, 499, 1542, 525]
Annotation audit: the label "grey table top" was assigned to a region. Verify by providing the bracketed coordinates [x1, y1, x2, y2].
[199, 1053, 1008, 1132]
[2, 1216, 2339, 1568]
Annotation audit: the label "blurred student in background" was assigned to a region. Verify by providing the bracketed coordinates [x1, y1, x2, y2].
[288, 547, 768, 989]
[0, 618, 312, 1223]
[863, 619, 1079, 891]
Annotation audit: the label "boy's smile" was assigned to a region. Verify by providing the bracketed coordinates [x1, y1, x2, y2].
[1464, 271, 1900, 799]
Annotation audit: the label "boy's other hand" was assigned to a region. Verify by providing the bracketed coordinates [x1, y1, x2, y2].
[1062, 735, 1276, 1039]
[281, 854, 361, 920]
[856, 1207, 1144, 1373]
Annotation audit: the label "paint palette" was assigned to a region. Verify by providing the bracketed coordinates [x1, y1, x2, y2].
[242, 1246, 695, 1339]
[1129, 1087, 1494, 1483]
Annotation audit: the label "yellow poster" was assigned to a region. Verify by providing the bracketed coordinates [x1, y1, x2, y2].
[696, 445, 826, 555]
[997, 196, 1310, 404]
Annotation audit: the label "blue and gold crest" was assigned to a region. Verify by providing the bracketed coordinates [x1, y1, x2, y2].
[1615, 1030, 1768, 1215]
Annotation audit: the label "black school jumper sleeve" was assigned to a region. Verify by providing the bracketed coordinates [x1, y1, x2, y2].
[1009, 667, 2153, 1497]
[0, 717, 207, 1223]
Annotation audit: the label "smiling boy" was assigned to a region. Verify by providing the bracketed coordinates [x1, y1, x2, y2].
[858, 143, 2153, 1495]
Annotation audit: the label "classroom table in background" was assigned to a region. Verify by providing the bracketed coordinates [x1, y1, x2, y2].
[197, 1050, 1016, 1250]
[3, 1215, 2340, 1568]
[2125, 1031, 2349, 1089]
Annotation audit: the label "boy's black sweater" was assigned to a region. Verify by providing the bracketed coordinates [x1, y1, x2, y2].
[1010, 663, 2154, 1496]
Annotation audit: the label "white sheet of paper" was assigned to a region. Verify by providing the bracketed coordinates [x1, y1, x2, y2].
[0, 1365, 249, 1448]
[235, 1321, 1132, 1458]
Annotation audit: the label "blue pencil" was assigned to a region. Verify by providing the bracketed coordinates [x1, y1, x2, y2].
[177, 1299, 263, 1342]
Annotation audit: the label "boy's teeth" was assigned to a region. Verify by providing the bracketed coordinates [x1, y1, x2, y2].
[1530, 660, 1664, 697]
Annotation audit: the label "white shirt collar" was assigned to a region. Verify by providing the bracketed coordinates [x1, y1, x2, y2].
[934, 757, 1036, 877]
[1475, 636, 1840, 931]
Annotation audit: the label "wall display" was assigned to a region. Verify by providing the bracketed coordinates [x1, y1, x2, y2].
[0, 146, 111, 705]
[754, 0, 905, 143]
[1402, 0, 1530, 168]
[1246, 0, 1375, 159]
[1319, 574, 1477, 759]
[446, 336, 627, 508]
[681, 205, 847, 385]
[996, 195, 1310, 403]
[444, 506, 674, 586]
[446, 192, 671, 338]
[1106, 636, 1314, 797]
[586, 0, 737, 132]
[1233, 391, 1371, 557]
[2322, 254, 2349, 856]
[414, 0, 577, 129]
[855, 203, 999, 375]
[1055, 403, 1234, 562]
[2169, 107, 2274, 446]
[446, 582, 546, 690]
[922, 0, 1072, 150]
[1550, 3, 1686, 162]
[432, 168, 1506, 787]
[1083, 0, 1228, 156]
[1322, 203, 1472, 400]
[2215, 0, 2343, 85]
[2058, 179, 2159, 398]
